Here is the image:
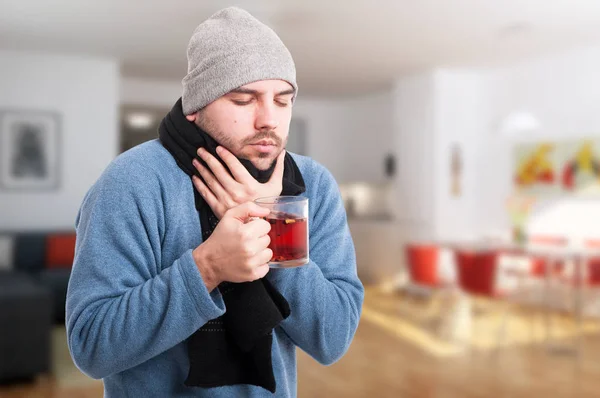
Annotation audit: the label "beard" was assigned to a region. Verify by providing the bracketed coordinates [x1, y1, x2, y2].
[195, 112, 286, 170]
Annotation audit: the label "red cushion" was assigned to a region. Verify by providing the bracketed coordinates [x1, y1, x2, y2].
[45, 234, 76, 269]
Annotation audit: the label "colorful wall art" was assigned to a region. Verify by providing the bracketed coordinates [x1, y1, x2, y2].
[513, 138, 600, 196]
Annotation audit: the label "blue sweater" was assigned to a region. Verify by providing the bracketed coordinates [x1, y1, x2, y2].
[66, 139, 364, 397]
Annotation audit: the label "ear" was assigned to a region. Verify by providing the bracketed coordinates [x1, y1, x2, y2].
[186, 112, 198, 122]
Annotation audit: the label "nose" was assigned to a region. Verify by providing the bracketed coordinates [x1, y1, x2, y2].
[254, 102, 279, 131]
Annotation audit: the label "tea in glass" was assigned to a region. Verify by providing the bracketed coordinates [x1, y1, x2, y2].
[255, 196, 309, 268]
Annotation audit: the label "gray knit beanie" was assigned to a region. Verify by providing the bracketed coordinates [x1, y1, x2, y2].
[181, 7, 298, 115]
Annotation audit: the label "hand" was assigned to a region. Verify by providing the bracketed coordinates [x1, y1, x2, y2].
[192, 146, 285, 219]
[193, 202, 273, 291]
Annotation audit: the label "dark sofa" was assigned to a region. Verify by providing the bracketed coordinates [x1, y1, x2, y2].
[11, 232, 75, 324]
[0, 231, 76, 382]
[0, 272, 53, 382]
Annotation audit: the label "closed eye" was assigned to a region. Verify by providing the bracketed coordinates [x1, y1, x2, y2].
[232, 99, 253, 106]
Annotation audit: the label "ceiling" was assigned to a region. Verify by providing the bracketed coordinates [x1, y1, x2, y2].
[3, 0, 600, 96]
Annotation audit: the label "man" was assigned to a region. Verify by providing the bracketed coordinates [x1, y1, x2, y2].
[66, 6, 364, 397]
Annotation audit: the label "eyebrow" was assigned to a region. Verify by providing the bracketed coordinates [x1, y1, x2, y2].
[228, 87, 296, 96]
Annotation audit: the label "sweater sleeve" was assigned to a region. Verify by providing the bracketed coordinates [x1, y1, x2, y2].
[266, 165, 364, 365]
[66, 163, 225, 380]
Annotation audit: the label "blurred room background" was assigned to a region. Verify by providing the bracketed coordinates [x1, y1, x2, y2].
[4, 0, 600, 396]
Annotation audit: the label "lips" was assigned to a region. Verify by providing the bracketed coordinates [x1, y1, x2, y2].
[251, 140, 276, 146]
[249, 140, 277, 153]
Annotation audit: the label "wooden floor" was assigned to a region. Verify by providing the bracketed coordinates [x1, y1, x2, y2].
[3, 290, 600, 397]
[298, 318, 600, 398]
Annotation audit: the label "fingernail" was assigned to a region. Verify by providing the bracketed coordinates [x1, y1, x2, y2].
[197, 148, 205, 156]
[216, 146, 223, 154]
[192, 159, 200, 167]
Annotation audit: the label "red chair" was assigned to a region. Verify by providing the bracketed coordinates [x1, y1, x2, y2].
[404, 243, 458, 340]
[587, 258, 600, 285]
[530, 256, 548, 277]
[405, 244, 440, 288]
[521, 235, 576, 353]
[527, 235, 569, 279]
[582, 239, 600, 286]
[454, 250, 476, 293]
[454, 249, 500, 297]
[454, 248, 543, 353]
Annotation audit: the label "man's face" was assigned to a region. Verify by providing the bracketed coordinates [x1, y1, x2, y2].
[188, 79, 295, 171]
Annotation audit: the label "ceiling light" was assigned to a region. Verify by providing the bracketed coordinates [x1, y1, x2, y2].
[498, 111, 541, 137]
[127, 112, 154, 130]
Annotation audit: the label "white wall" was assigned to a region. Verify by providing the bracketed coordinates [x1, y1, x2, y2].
[392, 73, 436, 230]
[121, 77, 182, 109]
[295, 90, 395, 183]
[291, 97, 349, 181]
[482, 44, 600, 238]
[0, 51, 119, 230]
[434, 69, 490, 241]
[352, 44, 600, 282]
[340, 90, 395, 183]
[387, 70, 491, 244]
[380, 44, 600, 247]
[416, 44, 600, 241]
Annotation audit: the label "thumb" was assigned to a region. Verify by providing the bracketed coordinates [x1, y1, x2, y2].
[224, 201, 270, 222]
[267, 150, 286, 186]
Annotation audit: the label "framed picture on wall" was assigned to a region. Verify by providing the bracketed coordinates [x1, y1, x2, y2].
[0, 110, 61, 191]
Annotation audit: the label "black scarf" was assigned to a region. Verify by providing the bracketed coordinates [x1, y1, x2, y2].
[158, 98, 305, 393]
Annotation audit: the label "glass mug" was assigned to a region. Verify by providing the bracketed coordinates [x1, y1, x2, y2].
[254, 196, 309, 268]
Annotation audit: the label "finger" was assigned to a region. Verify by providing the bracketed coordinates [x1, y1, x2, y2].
[244, 234, 271, 258]
[192, 175, 225, 215]
[267, 150, 286, 187]
[254, 248, 274, 266]
[215, 146, 255, 185]
[197, 148, 240, 191]
[193, 159, 231, 202]
[257, 234, 271, 249]
[240, 218, 271, 238]
[224, 201, 270, 222]
[252, 263, 270, 280]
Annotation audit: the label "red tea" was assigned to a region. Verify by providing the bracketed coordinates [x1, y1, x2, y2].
[265, 213, 308, 266]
